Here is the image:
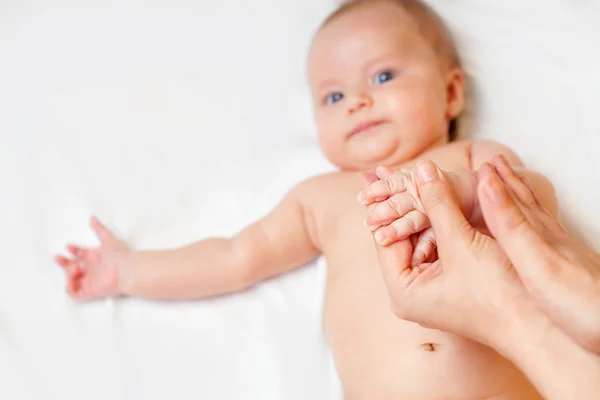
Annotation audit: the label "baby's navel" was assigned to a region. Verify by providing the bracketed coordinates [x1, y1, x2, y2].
[420, 343, 438, 352]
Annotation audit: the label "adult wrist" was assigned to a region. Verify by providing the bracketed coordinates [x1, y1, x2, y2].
[491, 296, 600, 399]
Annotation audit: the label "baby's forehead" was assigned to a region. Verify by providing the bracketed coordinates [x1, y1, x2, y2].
[307, 8, 427, 76]
[308, 1, 457, 77]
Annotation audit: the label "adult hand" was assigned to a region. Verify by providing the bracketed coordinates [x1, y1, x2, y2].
[364, 160, 528, 347]
[363, 160, 600, 399]
[481, 155, 600, 354]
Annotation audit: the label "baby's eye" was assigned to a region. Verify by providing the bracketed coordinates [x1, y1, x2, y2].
[373, 71, 395, 85]
[325, 92, 344, 105]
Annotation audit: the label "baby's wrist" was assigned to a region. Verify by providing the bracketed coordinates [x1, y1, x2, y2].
[116, 248, 135, 296]
[442, 169, 479, 223]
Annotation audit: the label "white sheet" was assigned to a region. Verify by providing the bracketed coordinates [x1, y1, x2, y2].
[1, 1, 599, 399]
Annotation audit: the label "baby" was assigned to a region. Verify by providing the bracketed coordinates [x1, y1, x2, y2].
[55, 0, 557, 398]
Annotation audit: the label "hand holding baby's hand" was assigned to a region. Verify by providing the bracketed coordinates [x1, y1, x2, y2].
[54, 217, 130, 300]
[359, 166, 437, 266]
[359, 161, 528, 346]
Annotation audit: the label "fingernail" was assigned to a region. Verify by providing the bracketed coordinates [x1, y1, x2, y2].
[364, 219, 378, 231]
[416, 161, 439, 183]
[375, 230, 387, 244]
[483, 177, 506, 205]
[357, 191, 366, 204]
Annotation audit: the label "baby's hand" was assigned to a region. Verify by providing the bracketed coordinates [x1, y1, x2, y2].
[54, 217, 131, 300]
[359, 167, 436, 266]
[360, 167, 428, 239]
[358, 165, 479, 266]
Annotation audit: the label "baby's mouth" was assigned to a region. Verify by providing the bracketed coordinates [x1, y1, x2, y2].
[347, 120, 386, 138]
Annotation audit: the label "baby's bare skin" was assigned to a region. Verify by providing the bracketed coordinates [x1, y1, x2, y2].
[295, 141, 540, 399]
[56, 139, 547, 399]
[56, 140, 544, 399]
[54, 2, 558, 399]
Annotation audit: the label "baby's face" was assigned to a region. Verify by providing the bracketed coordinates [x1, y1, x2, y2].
[308, 3, 463, 170]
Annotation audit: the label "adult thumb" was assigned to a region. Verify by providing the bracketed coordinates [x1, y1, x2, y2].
[415, 161, 475, 253]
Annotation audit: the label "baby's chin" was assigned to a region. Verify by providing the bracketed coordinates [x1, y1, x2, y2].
[341, 135, 410, 170]
[330, 149, 411, 171]
[318, 126, 434, 170]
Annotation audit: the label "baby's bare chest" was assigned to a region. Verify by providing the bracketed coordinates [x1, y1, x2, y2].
[304, 160, 539, 399]
[316, 181, 378, 264]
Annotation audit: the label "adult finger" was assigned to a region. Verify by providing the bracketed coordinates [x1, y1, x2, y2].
[414, 160, 475, 256]
[492, 155, 539, 210]
[492, 156, 563, 236]
[478, 163, 557, 282]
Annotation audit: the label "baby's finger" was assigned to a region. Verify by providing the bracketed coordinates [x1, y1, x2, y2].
[373, 210, 430, 246]
[67, 244, 86, 259]
[66, 277, 82, 298]
[64, 263, 79, 278]
[411, 227, 437, 267]
[359, 171, 380, 190]
[410, 233, 419, 248]
[55, 255, 80, 275]
[90, 216, 114, 245]
[375, 166, 395, 179]
[61, 259, 83, 278]
[365, 192, 418, 230]
[358, 170, 410, 205]
[55, 255, 70, 268]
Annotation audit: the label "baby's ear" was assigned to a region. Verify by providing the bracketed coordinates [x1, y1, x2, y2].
[445, 68, 465, 120]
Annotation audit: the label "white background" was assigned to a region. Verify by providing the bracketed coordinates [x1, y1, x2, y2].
[1, 1, 600, 399]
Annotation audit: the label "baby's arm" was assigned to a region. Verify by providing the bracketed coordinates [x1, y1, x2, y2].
[55, 183, 320, 300]
[469, 140, 558, 218]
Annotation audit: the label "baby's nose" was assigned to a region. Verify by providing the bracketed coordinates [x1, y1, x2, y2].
[348, 93, 373, 115]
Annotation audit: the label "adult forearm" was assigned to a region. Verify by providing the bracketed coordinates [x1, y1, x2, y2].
[493, 300, 600, 399]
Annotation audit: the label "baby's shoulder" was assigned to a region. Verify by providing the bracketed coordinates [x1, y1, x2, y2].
[428, 139, 521, 170]
[463, 139, 523, 168]
[292, 171, 358, 196]
[289, 171, 359, 208]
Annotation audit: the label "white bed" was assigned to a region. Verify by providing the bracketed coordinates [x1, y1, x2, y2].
[1, 1, 599, 399]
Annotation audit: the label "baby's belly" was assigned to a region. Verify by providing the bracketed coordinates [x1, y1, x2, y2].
[324, 260, 541, 400]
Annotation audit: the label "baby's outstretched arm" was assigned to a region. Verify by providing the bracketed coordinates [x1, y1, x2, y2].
[55, 184, 320, 301]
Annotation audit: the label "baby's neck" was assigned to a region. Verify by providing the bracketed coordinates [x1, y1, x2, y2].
[385, 136, 452, 171]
